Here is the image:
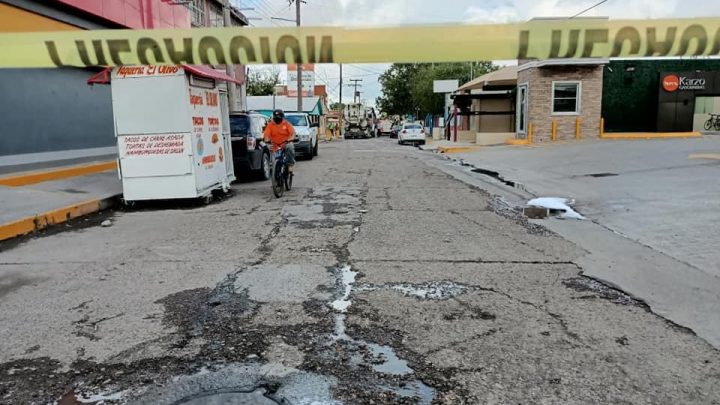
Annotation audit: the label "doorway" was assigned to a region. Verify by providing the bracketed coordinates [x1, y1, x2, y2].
[516, 84, 529, 138]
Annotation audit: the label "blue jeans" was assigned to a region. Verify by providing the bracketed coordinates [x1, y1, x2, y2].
[284, 142, 295, 166]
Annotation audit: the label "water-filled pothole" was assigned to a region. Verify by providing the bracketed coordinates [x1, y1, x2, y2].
[358, 281, 468, 300]
[328, 265, 436, 404]
[175, 388, 280, 405]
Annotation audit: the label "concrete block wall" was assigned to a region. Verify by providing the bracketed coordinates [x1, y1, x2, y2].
[518, 65, 604, 142]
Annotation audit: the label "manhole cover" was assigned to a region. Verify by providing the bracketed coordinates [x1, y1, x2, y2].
[585, 172, 618, 178]
[175, 389, 281, 405]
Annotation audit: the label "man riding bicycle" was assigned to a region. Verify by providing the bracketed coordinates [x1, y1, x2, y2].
[263, 109, 296, 174]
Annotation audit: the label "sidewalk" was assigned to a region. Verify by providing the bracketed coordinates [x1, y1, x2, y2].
[0, 160, 121, 241]
[428, 136, 720, 348]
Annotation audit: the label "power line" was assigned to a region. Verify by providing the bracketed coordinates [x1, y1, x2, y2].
[570, 0, 609, 18]
[245, 0, 282, 25]
[249, 0, 280, 16]
[347, 64, 387, 75]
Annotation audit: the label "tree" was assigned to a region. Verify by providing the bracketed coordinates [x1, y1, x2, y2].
[375, 64, 421, 116]
[329, 102, 345, 111]
[246, 68, 281, 96]
[377, 62, 498, 117]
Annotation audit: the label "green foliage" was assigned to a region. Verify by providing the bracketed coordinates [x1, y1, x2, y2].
[376, 64, 420, 116]
[247, 69, 281, 96]
[376, 62, 497, 116]
[329, 102, 345, 111]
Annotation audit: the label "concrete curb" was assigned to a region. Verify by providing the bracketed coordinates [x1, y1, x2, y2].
[0, 160, 117, 187]
[437, 145, 482, 154]
[600, 132, 701, 140]
[505, 139, 531, 146]
[0, 195, 120, 242]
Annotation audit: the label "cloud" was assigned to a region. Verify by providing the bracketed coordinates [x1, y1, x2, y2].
[463, 0, 720, 22]
[249, 0, 717, 105]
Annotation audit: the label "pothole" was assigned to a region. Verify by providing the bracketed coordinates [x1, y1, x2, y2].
[330, 265, 356, 312]
[563, 277, 640, 306]
[358, 281, 468, 300]
[471, 168, 516, 187]
[584, 172, 619, 178]
[174, 388, 280, 405]
[327, 265, 437, 404]
[129, 364, 341, 405]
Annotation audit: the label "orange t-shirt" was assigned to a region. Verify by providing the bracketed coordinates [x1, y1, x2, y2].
[263, 120, 295, 151]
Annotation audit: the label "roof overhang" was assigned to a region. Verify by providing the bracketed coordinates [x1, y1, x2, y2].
[518, 58, 609, 72]
[182, 64, 243, 84]
[456, 65, 519, 92]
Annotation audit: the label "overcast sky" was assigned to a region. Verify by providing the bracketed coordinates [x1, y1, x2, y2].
[238, 0, 719, 106]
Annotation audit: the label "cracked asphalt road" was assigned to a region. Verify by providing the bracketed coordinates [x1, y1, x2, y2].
[0, 138, 719, 404]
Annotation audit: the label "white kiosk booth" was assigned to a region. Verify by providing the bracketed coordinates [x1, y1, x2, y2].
[109, 65, 238, 203]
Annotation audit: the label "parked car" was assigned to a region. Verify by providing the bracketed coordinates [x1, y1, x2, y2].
[285, 113, 319, 159]
[229, 112, 271, 180]
[398, 122, 426, 145]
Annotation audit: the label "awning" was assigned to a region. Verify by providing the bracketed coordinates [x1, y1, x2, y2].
[87, 65, 243, 85]
[181, 65, 243, 84]
[517, 58, 609, 72]
[456, 66, 519, 92]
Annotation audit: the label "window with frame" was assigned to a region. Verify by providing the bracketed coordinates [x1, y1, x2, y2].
[208, 2, 223, 27]
[552, 81, 581, 114]
[185, 0, 206, 27]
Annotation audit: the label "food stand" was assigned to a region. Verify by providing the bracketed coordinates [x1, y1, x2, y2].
[108, 65, 239, 203]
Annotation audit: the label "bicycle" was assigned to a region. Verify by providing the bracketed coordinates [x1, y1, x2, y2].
[270, 140, 297, 198]
[704, 113, 720, 131]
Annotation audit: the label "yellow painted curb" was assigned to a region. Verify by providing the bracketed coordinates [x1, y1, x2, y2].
[0, 160, 117, 187]
[506, 139, 531, 146]
[600, 132, 702, 140]
[689, 153, 720, 160]
[0, 198, 111, 242]
[437, 146, 481, 154]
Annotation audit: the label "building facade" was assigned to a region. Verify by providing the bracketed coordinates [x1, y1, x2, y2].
[602, 59, 720, 133]
[517, 60, 606, 143]
[0, 0, 246, 170]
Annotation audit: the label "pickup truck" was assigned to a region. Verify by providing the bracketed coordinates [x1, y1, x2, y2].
[285, 112, 319, 160]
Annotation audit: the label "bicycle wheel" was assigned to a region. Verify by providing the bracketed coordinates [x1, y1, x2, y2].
[715, 120, 720, 131]
[285, 172, 293, 191]
[705, 119, 713, 131]
[272, 161, 284, 198]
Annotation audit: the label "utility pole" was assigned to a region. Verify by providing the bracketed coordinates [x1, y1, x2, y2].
[338, 64, 343, 139]
[347, 79, 362, 103]
[223, 0, 238, 110]
[295, 0, 302, 112]
[339, 64, 343, 105]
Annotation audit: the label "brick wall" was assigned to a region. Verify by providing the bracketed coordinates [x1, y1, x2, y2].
[518, 65, 604, 142]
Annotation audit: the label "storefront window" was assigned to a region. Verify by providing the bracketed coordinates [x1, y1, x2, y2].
[552, 81, 581, 114]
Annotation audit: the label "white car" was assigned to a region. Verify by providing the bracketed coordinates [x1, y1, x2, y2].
[398, 123, 426, 145]
[285, 113, 319, 159]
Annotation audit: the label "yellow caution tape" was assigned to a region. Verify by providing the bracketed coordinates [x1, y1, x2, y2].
[0, 18, 718, 68]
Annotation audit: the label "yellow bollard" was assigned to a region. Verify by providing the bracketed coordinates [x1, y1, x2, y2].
[528, 123, 534, 143]
[551, 120, 557, 141]
[576, 118, 581, 140]
[600, 117, 605, 138]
